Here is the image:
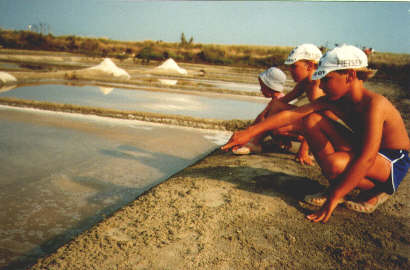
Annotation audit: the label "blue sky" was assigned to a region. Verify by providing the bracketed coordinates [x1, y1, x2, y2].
[1, 1, 409, 54]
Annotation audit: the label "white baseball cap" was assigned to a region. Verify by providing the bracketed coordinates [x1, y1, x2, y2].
[312, 44, 368, 80]
[284, 44, 322, 65]
[258, 67, 286, 92]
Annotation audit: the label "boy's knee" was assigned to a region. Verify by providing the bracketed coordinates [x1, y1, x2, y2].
[303, 113, 323, 130]
[323, 158, 345, 180]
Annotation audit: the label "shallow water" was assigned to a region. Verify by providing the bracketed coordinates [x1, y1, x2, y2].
[0, 105, 231, 269]
[0, 61, 21, 70]
[0, 84, 268, 120]
[202, 79, 261, 92]
[202, 79, 295, 93]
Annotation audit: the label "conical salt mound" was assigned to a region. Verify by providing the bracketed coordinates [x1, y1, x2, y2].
[0, 71, 17, 84]
[155, 58, 187, 75]
[99, 86, 114, 95]
[89, 58, 130, 79]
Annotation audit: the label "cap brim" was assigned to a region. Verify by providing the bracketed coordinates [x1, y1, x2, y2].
[311, 68, 331, 80]
[268, 83, 284, 92]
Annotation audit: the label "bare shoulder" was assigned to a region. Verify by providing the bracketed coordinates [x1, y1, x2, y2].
[365, 90, 393, 112]
[365, 89, 405, 130]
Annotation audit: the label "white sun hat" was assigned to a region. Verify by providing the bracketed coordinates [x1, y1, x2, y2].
[312, 44, 368, 80]
[258, 67, 286, 92]
[284, 43, 323, 65]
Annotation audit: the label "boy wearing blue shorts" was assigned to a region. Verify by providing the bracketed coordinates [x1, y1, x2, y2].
[222, 45, 409, 223]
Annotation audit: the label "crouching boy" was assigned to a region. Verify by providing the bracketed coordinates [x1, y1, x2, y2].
[222, 44, 410, 223]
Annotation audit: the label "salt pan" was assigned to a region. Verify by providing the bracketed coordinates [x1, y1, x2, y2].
[88, 58, 130, 79]
[155, 58, 187, 75]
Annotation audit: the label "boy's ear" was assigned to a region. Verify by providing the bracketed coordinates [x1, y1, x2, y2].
[304, 61, 314, 71]
[346, 69, 356, 82]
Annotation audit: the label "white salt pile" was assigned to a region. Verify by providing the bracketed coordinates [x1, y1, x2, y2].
[158, 79, 178, 86]
[99, 86, 114, 95]
[88, 58, 130, 79]
[155, 58, 187, 75]
[0, 71, 17, 84]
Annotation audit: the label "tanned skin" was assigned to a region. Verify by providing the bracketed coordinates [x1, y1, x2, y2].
[222, 69, 410, 223]
[248, 60, 327, 165]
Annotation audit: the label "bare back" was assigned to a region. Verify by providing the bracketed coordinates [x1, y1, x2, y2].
[333, 89, 410, 151]
[372, 93, 410, 150]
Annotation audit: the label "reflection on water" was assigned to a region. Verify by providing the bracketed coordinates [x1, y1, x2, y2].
[0, 84, 268, 120]
[202, 79, 261, 92]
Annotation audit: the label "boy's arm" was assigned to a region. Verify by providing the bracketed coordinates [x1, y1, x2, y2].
[280, 84, 304, 104]
[309, 97, 386, 223]
[253, 99, 275, 124]
[221, 97, 330, 151]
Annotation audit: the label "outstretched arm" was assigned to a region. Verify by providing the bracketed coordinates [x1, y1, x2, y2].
[221, 98, 330, 151]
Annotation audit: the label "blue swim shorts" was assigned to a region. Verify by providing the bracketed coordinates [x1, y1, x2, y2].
[378, 149, 410, 194]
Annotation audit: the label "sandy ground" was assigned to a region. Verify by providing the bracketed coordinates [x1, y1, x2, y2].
[28, 148, 410, 270]
[0, 50, 409, 269]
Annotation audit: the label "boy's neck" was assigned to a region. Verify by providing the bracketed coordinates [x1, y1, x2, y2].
[348, 79, 365, 104]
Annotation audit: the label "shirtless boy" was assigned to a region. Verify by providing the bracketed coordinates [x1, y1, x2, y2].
[222, 44, 410, 223]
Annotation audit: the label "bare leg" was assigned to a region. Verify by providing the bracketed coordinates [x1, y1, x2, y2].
[302, 113, 391, 202]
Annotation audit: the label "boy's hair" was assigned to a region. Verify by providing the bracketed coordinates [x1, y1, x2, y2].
[336, 68, 377, 81]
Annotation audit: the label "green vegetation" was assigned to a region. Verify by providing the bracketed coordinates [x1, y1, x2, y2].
[0, 29, 292, 67]
[0, 29, 408, 86]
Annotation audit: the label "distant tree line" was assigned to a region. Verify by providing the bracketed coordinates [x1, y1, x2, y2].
[0, 29, 293, 68]
[0, 29, 408, 88]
